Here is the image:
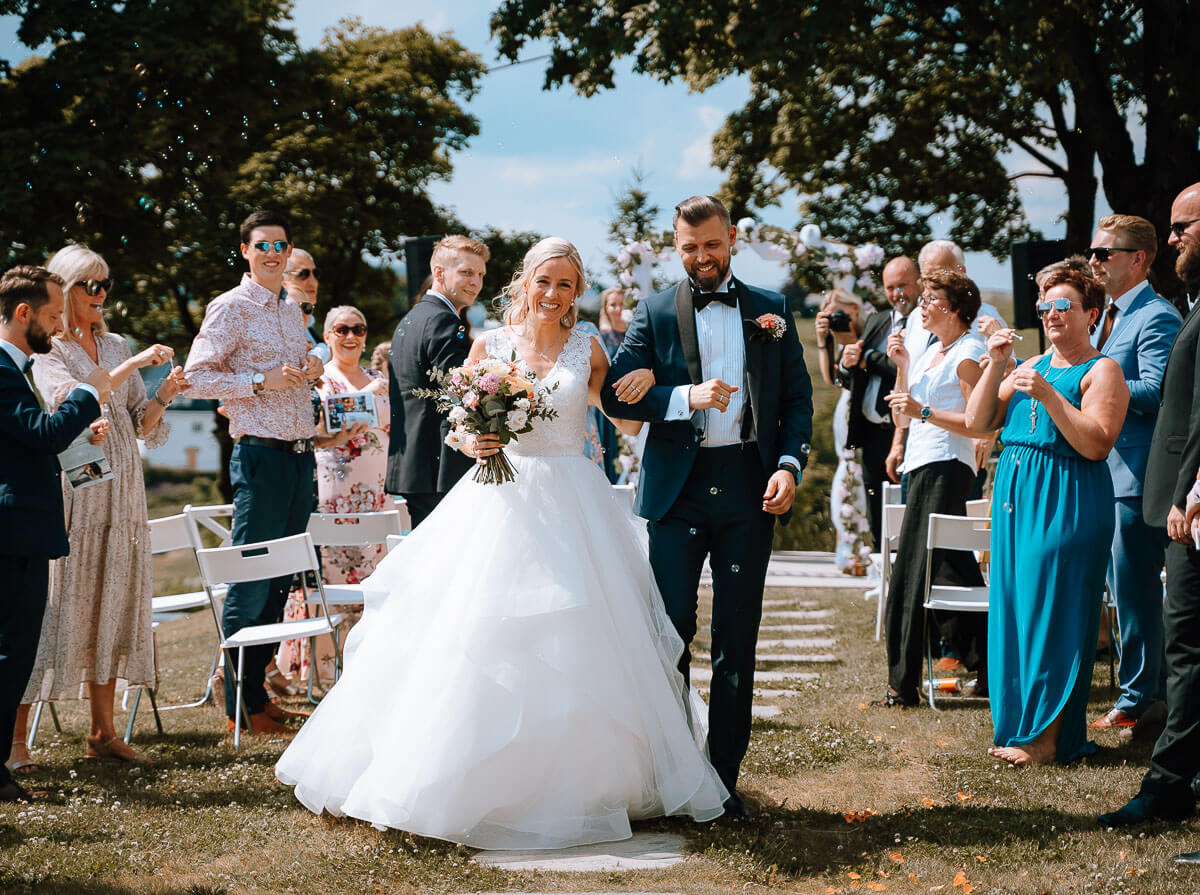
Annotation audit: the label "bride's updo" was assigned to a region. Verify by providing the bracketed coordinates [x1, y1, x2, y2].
[500, 237, 588, 329]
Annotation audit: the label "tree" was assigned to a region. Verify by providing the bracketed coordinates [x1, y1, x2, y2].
[604, 166, 671, 290]
[491, 1, 1200, 293]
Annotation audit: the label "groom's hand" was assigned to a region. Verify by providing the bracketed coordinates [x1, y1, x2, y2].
[762, 470, 796, 515]
[690, 378, 738, 412]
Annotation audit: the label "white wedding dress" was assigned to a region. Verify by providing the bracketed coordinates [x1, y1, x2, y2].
[276, 325, 728, 849]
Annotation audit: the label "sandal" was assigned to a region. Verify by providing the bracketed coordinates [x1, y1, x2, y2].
[870, 690, 917, 708]
[85, 735, 153, 764]
[5, 741, 37, 776]
[265, 667, 299, 698]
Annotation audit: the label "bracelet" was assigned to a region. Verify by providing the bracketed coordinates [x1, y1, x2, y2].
[152, 390, 172, 408]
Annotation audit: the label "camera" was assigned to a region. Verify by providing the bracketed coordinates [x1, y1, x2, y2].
[828, 310, 852, 333]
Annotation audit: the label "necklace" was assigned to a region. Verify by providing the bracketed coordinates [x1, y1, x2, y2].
[517, 328, 563, 365]
[1028, 356, 1074, 433]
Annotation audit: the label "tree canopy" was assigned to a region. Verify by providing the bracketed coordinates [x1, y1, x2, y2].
[491, 1, 1200, 292]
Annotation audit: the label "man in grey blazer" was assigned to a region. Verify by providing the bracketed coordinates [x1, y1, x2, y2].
[1087, 214, 1182, 735]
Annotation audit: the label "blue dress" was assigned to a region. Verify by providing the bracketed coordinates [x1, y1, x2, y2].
[988, 354, 1113, 762]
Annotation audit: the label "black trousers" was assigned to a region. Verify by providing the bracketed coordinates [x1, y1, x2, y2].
[648, 445, 775, 793]
[884, 460, 986, 702]
[223, 444, 316, 720]
[857, 423, 894, 549]
[0, 554, 49, 787]
[401, 492, 447, 529]
[1141, 540, 1200, 801]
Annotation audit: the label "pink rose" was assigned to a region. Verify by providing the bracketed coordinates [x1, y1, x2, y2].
[463, 391, 479, 409]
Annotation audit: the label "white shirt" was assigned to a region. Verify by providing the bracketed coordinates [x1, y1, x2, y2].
[0, 338, 100, 404]
[905, 301, 1005, 369]
[426, 289, 459, 317]
[1090, 279, 1147, 348]
[662, 277, 800, 470]
[861, 309, 908, 425]
[901, 331, 987, 474]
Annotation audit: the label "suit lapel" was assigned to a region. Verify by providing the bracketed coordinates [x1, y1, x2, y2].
[734, 278, 763, 434]
[673, 280, 703, 384]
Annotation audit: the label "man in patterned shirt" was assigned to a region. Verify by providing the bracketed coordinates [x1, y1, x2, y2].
[185, 210, 324, 736]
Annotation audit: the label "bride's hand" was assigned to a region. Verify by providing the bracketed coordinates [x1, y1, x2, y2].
[612, 368, 654, 404]
[471, 433, 502, 463]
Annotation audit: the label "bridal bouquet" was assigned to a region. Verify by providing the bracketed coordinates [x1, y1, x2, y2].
[413, 355, 557, 484]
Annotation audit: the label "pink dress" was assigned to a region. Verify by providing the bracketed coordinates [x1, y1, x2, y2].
[277, 366, 391, 681]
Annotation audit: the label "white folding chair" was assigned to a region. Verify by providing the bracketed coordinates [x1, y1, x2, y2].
[965, 498, 989, 518]
[882, 482, 903, 506]
[875, 501, 906, 640]
[922, 513, 990, 709]
[386, 534, 405, 553]
[391, 496, 412, 534]
[301, 510, 404, 699]
[195, 532, 341, 749]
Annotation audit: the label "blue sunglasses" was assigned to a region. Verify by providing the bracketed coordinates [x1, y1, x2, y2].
[251, 240, 290, 254]
[1036, 298, 1074, 315]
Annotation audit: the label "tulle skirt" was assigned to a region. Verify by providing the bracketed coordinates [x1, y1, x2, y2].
[276, 452, 728, 849]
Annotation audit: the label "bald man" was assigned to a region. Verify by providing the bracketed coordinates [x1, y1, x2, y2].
[1101, 183, 1200, 838]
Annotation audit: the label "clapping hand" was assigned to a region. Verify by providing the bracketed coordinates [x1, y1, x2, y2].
[87, 417, 110, 446]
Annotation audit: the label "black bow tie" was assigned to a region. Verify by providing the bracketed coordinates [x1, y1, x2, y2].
[692, 283, 737, 311]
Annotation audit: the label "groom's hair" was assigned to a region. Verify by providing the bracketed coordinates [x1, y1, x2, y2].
[673, 195, 731, 230]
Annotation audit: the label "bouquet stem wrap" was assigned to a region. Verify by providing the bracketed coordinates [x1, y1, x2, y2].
[474, 447, 517, 485]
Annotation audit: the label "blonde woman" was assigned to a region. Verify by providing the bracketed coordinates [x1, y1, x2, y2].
[11, 245, 187, 767]
[277, 237, 726, 848]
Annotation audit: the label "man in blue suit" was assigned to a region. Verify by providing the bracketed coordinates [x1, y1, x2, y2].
[1087, 214, 1182, 735]
[0, 266, 108, 801]
[603, 195, 814, 818]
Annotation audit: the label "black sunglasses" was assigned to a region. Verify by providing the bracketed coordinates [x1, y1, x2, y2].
[1170, 219, 1200, 237]
[75, 279, 112, 296]
[1087, 246, 1138, 262]
[331, 324, 367, 337]
[287, 267, 320, 281]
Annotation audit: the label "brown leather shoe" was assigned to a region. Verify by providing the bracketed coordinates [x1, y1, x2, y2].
[1089, 707, 1138, 729]
[263, 701, 310, 723]
[227, 713, 295, 736]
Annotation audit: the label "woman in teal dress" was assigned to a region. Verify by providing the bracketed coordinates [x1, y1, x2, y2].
[966, 268, 1129, 765]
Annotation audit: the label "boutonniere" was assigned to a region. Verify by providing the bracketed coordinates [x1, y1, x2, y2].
[744, 313, 786, 342]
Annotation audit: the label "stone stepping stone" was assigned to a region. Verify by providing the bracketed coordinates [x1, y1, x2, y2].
[759, 623, 832, 633]
[469, 893, 682, 895]
[695, 681, 818, 697]
[757, 638, 837, 649]
[761, 598, 819, 609]
[763, 609, 836, 620]
[470, 832, 688, 872]
[755, 653, 839, 664]
[690, 668, 820, 682]
[752, 705, 783, 719]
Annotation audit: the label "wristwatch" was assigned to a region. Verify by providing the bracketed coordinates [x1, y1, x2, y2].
[920, 405, 932, 422]
[252, 372, 266, 395]
[778, 462, 800, 485]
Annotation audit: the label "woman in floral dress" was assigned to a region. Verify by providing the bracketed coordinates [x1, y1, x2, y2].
[277, 305, 390, 683]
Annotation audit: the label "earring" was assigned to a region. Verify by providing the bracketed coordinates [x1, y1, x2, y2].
[1088, 323, 1097, 334]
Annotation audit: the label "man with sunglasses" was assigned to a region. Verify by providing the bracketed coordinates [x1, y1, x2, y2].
[184, 209, 324, 738]
[1102, 186, 1200, 846]
[1086, 214, 1182, 740]
[386, 235, 489, 527]
[283, 249, 322, 349]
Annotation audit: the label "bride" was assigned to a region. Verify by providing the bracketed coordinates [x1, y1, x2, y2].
[276, 237, 729, 849]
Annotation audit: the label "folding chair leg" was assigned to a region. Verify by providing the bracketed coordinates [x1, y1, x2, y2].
[27, 702, 42, 749]
[233, 647, 246, 751]
[148, 688, 164, 734]
[925, 612, 940, 712]
[49, 702, 61, 733]
[124, 689, 142, 743]
[159, 644, 222, 712]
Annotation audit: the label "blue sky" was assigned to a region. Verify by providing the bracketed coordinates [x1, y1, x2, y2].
[1, 1, 1112, 292]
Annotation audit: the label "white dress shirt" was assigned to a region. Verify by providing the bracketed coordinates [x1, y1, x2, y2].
[905, 301, 1006, 369]
[1090, 279, 1147, 348]
[0, 338, 100, 404]
[661, 277, 800, 470]
[861, 309, 908, 425]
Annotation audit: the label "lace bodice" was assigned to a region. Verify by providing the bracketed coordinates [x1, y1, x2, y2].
[485, 326, 593, 458]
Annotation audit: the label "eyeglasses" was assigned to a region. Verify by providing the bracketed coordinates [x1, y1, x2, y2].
[918, 295, 949, 312]
[251, 240, 290, 254]
[1170, 219, 1200, 237]
[1087, 246, 1138, 262]
[287, 267, 320, 281]
[1036, 297, 1076, 315]
[331, 324, 367, 337]
[75, 279, 112, 296]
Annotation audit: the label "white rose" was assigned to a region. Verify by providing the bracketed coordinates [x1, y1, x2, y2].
[444, 430, 463, 450]
[617, 248, 631, 266]
[514, 397, 530, 411]
[448, 406, 468, 424]
[507, 409, 528, 429]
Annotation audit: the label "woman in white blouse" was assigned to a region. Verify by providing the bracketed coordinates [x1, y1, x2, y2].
[873, 269, 993, 707]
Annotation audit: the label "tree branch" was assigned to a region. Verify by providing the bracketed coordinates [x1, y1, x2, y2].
[1011, 138, 1067, 179]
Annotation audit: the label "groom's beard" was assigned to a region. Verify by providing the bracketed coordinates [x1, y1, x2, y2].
[686, 256, 731, 293]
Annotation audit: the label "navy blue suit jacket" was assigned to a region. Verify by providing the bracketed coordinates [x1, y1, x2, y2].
[603, 278, 813, 522]
[0, 350, 101, 558]
[1099, 283, 1182, 499]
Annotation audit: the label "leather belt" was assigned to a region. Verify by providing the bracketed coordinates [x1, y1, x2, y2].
[237, 435, 314, 454]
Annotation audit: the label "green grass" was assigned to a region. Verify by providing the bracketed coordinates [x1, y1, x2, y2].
[4, 585, 1196, 894]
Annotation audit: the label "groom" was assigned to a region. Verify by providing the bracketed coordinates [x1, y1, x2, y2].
[604, 195, 813, 818]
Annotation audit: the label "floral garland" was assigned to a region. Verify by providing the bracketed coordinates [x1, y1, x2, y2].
[833, 448, 873, 574]
[614, 219, 885, 305]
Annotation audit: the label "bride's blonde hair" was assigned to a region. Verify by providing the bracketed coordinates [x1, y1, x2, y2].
[500, 237, 588, 329]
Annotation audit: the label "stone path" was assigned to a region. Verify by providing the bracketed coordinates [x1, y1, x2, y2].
[468, 551, 855, 878]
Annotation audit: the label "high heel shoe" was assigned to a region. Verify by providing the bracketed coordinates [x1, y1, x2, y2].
[85, 735, 153, 763]
[265, 667, 299, 697]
